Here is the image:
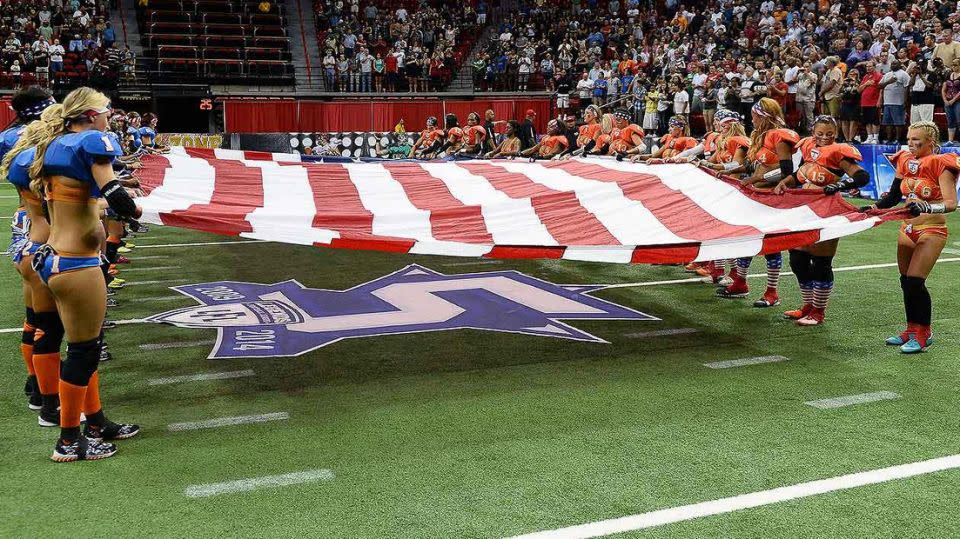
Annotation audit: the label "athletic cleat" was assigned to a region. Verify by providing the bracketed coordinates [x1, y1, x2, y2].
[885, 331, 911, 346]
[102, 320, 117, 329]
[117, 246, 132, 254]
[900, 337, 926, 354]
[714, 275, 734, 287]
[99, 346, 113, 362]
[752, 290, 780, 308]
[716, 283, 749, 298]
[106, 298, 119, 308]
[796, 309, 825, 326]
[38, 407, 59, 427]
[684, 262, 704, 273]
[116, 255, 131, 264]
[84, 420, 140, 441]
[51, 436, 117, 462]
[783, 304, 813, 320]
[107, 279, 125, 290]
[28, 392, 42, 411]
[122, 242, 136, 249]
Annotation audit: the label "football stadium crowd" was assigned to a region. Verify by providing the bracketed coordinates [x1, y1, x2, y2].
[0, 0, 133, 89]
[2, 1, 959, 463]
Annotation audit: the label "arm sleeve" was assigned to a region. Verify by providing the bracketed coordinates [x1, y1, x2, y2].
[874, 178, 904, 209]
[675, 143, 704, 159]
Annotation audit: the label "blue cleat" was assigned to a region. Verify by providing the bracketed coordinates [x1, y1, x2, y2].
[900, 337, 925, 354]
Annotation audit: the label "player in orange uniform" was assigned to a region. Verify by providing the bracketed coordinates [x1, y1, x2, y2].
[485, 120, 522, 158]
[583, 113, 616, 155]
[718, 98, 800, 307]
[629, 116, 696, 162]
[569, 105, 602, 157]
[607, 109, 645, 155]
[521, 119, 569, 159]
[459, 112, 487, 156]
[861, 121, 959, 353]
[772, 116, 872, 326]
[436, 114, 465, 156]
[408, 116, 443, 158]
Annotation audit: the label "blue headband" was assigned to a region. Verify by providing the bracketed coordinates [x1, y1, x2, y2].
[16, 97, 55, 119]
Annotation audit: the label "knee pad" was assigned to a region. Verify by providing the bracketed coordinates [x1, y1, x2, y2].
[788, 250, 812, 281]
[811, 256, 835, 282]
[22, 307, 37, 345]
[61, 338, 101, 386]
[765, 252, 783, 269]
[32, 311, 65, 355]
[902, 275, 927, 295]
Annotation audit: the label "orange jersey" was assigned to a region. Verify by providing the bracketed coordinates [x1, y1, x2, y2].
[465, 125, 486, 146]
[709, 135, 750, 164]
[608, 124, 645, 154]
[659, 134, 698, 158]
[795, 138, 863, 187]
[446, 127, 464, 144]
[889, 150, 960, 202]
[419, 128, 443, 147]
[702, 131, 720, 158]
[538, 135, 569, 157]
[577, 123, 601, 147]
[499, 137, 521, 155]
[752, 128, 799, 167]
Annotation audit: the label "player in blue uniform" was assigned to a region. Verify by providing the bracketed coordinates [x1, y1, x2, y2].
[30, 87, 141, 462]
[139, 113, 158, 149]
[2, 87, 56, 409]
[125, 111, 143, 154]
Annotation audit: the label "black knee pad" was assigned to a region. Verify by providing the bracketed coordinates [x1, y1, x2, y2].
[902, 275, 931, 325]
[788, 250, 812, 281]
[33, 311, 65, 355]
[61, 338, 101, 386]
[811, 255, 835, 282]
[22, 308, 36, 345]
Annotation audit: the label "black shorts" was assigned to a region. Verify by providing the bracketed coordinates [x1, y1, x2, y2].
[860, 106, 879, 124]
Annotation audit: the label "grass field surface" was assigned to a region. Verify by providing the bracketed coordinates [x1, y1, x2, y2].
[1, 181, 959, 538]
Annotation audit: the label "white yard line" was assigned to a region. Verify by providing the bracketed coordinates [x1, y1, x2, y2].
[168, 412, 289, 432]
[139, 339, 217, 351]
[123, 279, 191, 287]
[623, 328, 698, 339]
[122, 255, 169, 260]
[184, 468, 334, 498]
[942, 248, 960, 256]
[147, 369, 255, 386]
[126, 296, 192, 303]
[118, 266, 182, 273]
[804, 391, 900, 409]
[507, 453, 960, 539]
[704, 355, 790, 369]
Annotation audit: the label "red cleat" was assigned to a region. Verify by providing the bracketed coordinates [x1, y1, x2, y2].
[116, 256, 131, 264]
[796, 307, 825, 326]
[716, 279, 749, 298]
[752, 288, 780, 308]
[783, 304, 813, 320]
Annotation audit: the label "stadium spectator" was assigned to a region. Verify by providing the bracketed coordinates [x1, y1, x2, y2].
[880, 61, 910, 143]
[518, 109, 537, 151]
[945, 59, 960, 145]
[839, 70, 861, 142]
[858, 61, 882, 144]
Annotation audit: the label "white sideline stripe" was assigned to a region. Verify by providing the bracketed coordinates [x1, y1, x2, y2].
[442, 260, 504, 267]
[0, 195, 19, 199]
[0, 257, 955, 335]
[942, 248, 960, 256]
[184, 468, 334, 498]
[137, 239, 264, 249]
[124, 279, 191, 286]
[123, 255, 169, 260]
[147, 369, 255, 386]
[140, 339, 217, 350]
[804, 391, 900, 409]
[508, 453, 960, 539]
[704, 355, 789, 369]
[602, 257, 960, 289]
[118, 265, 181, 273]
[127, 296, 192, 303]
[168, 412, 289, 431]
[623, 328, 698, 338]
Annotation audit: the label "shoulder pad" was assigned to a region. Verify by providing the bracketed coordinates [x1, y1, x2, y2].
[839, 143, 862, 162]
[940, 152, 960, 173]
[80, 130, 123, 157]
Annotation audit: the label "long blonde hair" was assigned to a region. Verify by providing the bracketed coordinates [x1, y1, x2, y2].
[716, 120, 746, 157]
[747, 97, 785, 161]
[28, 87, 111, 195]
[0, 104, 63, 184]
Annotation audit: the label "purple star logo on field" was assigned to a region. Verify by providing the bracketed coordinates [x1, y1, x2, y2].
[146, 264, 656, 359]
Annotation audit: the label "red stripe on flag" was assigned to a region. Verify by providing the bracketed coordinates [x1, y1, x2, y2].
[486, 245, 566, 259]
[327, 237, 416, 253]
[162, 158, 263, 235]
[761, 230, 822, 254]
[304, 164, 376, 237]
[630, 244, 701, 264]
[383, 164, 494, 243]
[459, 162, 619, 245]
[556, 161, 762, 241]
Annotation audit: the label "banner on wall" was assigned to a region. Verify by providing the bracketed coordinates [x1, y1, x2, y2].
[156, 133, 224, 149]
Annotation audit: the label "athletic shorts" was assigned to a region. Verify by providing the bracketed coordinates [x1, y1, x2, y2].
[860, 106, 879, 124]
[32, 245, 102, 284]
[900, 223, 949, 244]
[12, 240, 41, 265]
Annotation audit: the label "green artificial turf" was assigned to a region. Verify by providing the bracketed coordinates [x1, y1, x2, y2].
[1, 181, 959, 538]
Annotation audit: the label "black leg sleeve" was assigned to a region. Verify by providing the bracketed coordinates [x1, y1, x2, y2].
[61, 338, 101, 386]
[788, 249, 812, 283]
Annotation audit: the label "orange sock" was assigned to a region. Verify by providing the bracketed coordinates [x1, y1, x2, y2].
[82, 371, 102, 415]
[32, 352, 61, 395]
[21, 322, 35, 376]
[59, 379, 87, 429]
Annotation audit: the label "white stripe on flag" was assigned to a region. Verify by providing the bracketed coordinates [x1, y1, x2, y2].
[271, 152, 302, 162]
[213, 148, 248, 160]
[135, 154, 216, 225]
[239, 161, 339, 245]
[420, 162, 557, 245]
[344, 163, 434, 240]
[494, 161, 688, 245]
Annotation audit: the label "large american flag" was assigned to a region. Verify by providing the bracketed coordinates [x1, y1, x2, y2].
[133, 148, 903, 264]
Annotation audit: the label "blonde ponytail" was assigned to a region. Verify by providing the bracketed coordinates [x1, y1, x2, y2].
[1, 104, 62, 190]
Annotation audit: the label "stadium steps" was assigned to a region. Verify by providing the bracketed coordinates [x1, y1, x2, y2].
[448, 25, 496, 93]
[114, 0, 144, 55]
[285, 0, 323, 89]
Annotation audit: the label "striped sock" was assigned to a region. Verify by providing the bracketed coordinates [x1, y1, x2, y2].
[812, 280, 833, 310]
[800, 282, 814, 306]
[766, 253, 782, 292]
[736, 257, 751, 280]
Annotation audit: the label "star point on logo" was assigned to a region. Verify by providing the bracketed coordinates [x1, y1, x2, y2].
[146, 264, 656, 359]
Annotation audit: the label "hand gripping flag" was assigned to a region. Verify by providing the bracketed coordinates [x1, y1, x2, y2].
[132, 148, 905, 264]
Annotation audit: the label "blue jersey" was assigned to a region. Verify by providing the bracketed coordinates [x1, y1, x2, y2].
[42, 130, 122, 197]
[0, 125, 25, 165]
[139, 126, 156, 147]
[8, 147, 34, 190]
[127, 126, 142, 149]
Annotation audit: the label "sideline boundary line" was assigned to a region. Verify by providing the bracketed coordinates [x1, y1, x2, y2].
[508, 453, 960, 538]
[184, 468, 334, 498]
[0, 258, 956, 335]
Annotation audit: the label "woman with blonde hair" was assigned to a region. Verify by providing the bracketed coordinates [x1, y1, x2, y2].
[3, 104, 64, 426]
[717, 98, 799, 308]
[861, 121, 958, 353]
[29, 87, 140, 461]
